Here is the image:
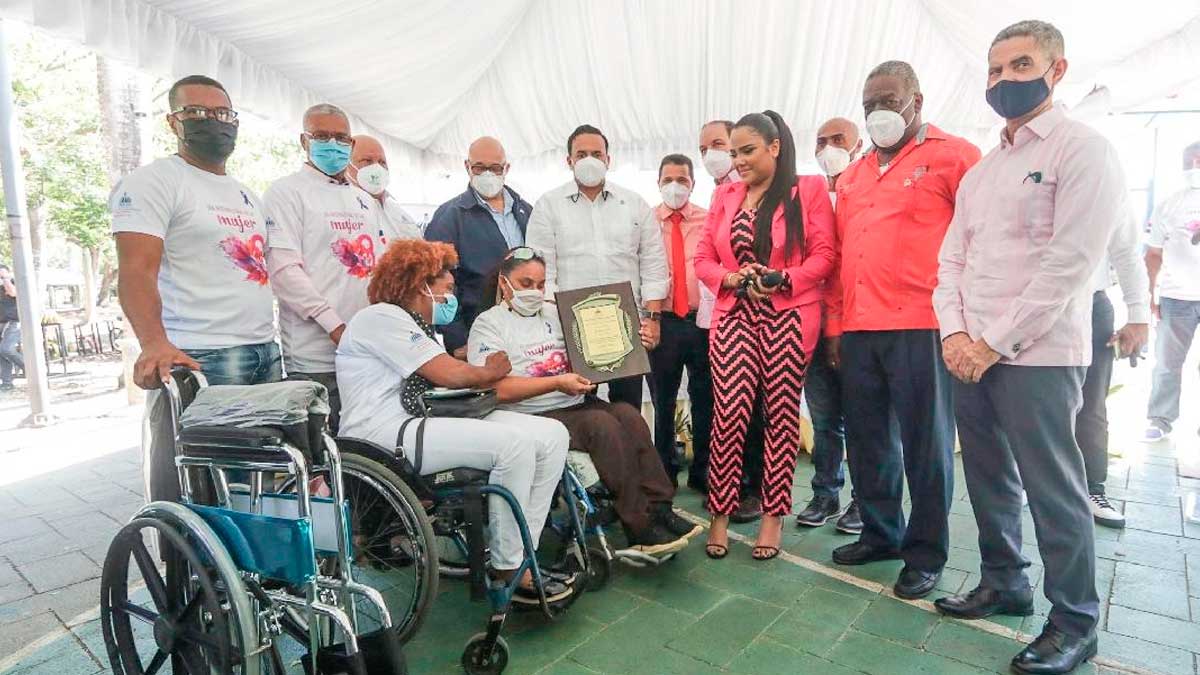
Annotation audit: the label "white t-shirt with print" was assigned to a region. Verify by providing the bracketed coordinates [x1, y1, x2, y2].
[1148, 187, 1200, 302]
[109, 155, 275, 350]
[336, 303, 445, 449]
[264, 166, 391, 373]
[467, 303, 582, 414]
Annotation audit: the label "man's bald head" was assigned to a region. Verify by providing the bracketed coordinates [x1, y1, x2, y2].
[467, 137, 506, 165]
[815, 117, 862, 157]
[351, 135, 387, 168]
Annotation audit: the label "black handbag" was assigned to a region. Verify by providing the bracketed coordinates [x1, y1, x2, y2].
[396, 388, 497, 475]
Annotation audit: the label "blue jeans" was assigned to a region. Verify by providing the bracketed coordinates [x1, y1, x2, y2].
[1147, 297, 1200, 432]
[806, 337, 849, 499]
[182, 342, 282, 386]
[841, 329, 954, 573]
[0, 320, 22, 385]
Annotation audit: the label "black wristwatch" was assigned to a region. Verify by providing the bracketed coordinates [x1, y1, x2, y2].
[644, 311, 662, 321]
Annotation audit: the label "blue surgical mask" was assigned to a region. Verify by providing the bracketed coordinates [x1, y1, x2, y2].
[423, 283, 459, 325]
[308, 138, 351, 176]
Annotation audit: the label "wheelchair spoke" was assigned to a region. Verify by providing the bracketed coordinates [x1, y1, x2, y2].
[172, 591, 202, 625]
[130, 539, 170, 613]
[117, 600, 159, 625]
[145, 649, 168, 675]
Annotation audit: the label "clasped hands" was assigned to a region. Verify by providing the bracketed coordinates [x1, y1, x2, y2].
[942, 333, 1002, 384]
[722, 263, 782, 302]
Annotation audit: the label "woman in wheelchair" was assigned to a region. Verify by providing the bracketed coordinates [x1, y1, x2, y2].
[467, 247, 703, 558]
[335, 239, 576, 605]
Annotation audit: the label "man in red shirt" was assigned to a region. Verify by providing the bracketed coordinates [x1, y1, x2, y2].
[825, 61, 981, 600]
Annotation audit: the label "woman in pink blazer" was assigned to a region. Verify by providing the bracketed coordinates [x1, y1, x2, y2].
[694, 110, 836, 561]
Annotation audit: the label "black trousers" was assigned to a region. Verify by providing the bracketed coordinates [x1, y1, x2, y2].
[841, 329, 954, 573]
[1076, 291, 1115, 494]
[607, 375, 644, 410]
[648, 313, 714, 484]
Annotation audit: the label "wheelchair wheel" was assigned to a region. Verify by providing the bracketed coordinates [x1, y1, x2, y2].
[585, 546, 612, 590]
[101, 517, 241, 674]
[462, 633, 509, 675]
[308, 452, 438, 644]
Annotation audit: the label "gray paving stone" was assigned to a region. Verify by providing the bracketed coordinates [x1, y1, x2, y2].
[7, 486, 88, 509]
[1100, 529, 1188, 571]
[4, 531, 81, 565]
[1125, 500, 1184, 536]
[1188, 555, 1200, 598]
[19, 552, 101, 593]
[0, 559, 21, 586]
[0, 516, 50, 545]
[0, 580, 103, 627]
[47, 512, 122, 547]
[0, 610, 63, 665]
[0, 578, 35, 605]
[1126, 460, 1181, 486]
[1110, 562, 1191, 620]
[1107, 604, 1200, 652]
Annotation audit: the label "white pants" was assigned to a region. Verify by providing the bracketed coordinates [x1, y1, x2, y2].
[401, 410, 570, 570]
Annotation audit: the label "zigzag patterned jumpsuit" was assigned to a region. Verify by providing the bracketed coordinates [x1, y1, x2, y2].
[706, 209, 816, 517]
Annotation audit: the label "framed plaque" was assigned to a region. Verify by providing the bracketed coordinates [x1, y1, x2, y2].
[554, 282, 651, 384]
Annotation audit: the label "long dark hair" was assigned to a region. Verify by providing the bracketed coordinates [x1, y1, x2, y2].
[734, 110, 804, 262]
[480, 247, 547, 311]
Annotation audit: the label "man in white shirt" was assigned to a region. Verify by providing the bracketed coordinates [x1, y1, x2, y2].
[111, 75, 279, 506]
[1078, 212, 1150, 529]
[1144, 141, 1200, 444]
[525, 124, 668, 409]
[349, 134, 420, 243]
[112, 74, 277, 388]
[264, 103, 393, 429]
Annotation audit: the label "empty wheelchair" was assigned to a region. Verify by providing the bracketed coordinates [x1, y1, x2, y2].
[99, 369, 435, 674]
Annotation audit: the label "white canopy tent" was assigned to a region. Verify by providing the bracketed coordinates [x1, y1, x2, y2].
[2, 0, 1199, 180]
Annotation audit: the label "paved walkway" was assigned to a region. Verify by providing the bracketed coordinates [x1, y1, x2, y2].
[0, 355, 1198, 674]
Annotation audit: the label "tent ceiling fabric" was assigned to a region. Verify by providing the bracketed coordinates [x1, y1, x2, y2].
[2, 0, 1199, 170]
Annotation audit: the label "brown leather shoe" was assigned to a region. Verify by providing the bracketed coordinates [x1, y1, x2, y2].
[731, 495, 763, 524]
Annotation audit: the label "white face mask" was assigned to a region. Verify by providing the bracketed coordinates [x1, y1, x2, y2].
[354, 163, 389, 195]
[572, 156, 607, 188]
[866, 97, 915, 149]
[503, 277, 544, 317]
[471, 171, 505, 199]
[816, 146, 852, 177]
[702, 149, 733, 180]
[1186, 168, 1200, 189]
[659, 181, 691, 210]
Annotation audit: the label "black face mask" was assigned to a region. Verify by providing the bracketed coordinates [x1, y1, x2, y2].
[179, 118, 238, 164]
[986, 64, 1054, 120]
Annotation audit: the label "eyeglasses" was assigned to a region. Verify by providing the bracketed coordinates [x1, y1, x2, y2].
[469, 163, 507, 175]
[305, 131, 353, 146]
[504, 246, 536, 261]
[171, 105, 239, 124]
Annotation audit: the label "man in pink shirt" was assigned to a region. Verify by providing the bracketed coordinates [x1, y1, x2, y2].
[649, 154, 713, 491]
[933, 20, 1126, 674]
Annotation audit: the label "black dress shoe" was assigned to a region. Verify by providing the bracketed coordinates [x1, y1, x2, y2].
[934, 585, 1034, 620]
[731, 495, 763, 524]
[894, 566, 942, 600]
[832, 541, 902, 566]
[1011, 622, 1097, 674]
[795, 495, 840, 527]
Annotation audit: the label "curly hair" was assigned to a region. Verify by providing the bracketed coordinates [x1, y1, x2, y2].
[368, 239, 459, 305]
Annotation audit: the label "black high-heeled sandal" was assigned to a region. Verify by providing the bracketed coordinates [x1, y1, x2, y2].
[752, 546, 780, 561]
[705, 542, 729, 559]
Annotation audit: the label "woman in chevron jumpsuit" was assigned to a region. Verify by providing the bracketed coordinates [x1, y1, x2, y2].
[694, 110, 836, 561]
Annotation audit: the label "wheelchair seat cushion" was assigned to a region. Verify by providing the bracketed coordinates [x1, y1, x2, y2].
[426, 467, 490, 489]
[179, 425, 286, 449]
[179, 381, 330, 460]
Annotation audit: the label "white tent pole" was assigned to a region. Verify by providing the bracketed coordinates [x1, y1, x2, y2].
[0, 19, 53, 427]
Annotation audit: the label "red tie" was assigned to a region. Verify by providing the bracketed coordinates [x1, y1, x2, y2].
[668, 211, 689, 318]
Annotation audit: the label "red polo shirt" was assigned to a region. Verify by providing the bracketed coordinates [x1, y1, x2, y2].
[824, 123, 980, 337]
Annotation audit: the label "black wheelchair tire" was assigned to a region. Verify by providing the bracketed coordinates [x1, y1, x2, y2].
[461, 633, 509, 674]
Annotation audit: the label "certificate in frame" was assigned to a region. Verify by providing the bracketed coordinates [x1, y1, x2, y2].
[554, 282, 651, 384]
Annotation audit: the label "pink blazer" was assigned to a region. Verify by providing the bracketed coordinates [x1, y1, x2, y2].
[694, 175, 836, 328]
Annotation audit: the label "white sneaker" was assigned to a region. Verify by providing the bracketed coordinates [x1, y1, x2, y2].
[1143, 424, 1170, 442]
[1089, 493, 1126, 529]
